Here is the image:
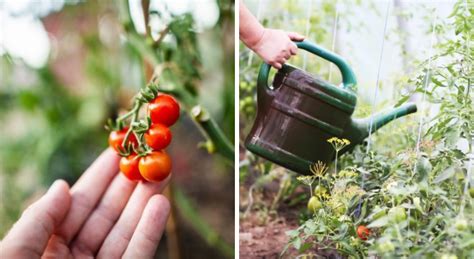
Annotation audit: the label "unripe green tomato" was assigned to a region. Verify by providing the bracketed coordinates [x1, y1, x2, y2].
[455, 218, 468, 231]
[350, 237, 361, 246]
[389, 207, 407, 223]
[333, 204, 346, 215]
[469, 187, 474, 198]
[409, 218, 418, 228]
[314, 185, 327, 197]
[440, 254, 458, 259]
[307, 196, 322, 213]
[379, 241, 395, 252]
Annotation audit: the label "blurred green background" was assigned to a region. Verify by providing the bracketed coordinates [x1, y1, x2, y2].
[0, 0, 234, 258]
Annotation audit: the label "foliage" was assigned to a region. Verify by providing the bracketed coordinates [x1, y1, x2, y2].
[282, 1, 473, 258]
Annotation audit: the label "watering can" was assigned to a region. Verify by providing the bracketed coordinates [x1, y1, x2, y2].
[245, 40, 417, 175]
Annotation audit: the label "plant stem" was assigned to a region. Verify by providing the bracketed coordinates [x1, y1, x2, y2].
[121, 102, 141, 148]
[117, 101, 140, 122]
[191, 106, 234, 161]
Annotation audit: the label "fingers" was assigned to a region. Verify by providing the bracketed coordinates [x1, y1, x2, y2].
[289, 42, 298, 55]
[270, 41, 298, 69]
[70, 173, 138, 257]
[270, 62, 282, 69]
[122, 195, 170, 259]
[53, 148, 120, 244]
[97, 176, 170, 258]
[287, 31, 305, 41]
[0, 180, 71, 259]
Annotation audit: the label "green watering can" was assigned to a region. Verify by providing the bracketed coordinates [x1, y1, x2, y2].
[245, 40, 417, 175]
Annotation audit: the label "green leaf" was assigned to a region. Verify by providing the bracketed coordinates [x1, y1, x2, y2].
[285, 229, 299, 238]
[431, 77, 444, 87]
[395, 95, 411, 107]
[293, 237, 302, 250]
[299, 242, 312, 253]
[415, 157, 432, 182]
[368, 215, 390, 228]
[433, 166, 456, 183]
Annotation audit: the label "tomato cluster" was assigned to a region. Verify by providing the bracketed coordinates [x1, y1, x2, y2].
[108, 93, 180, 183]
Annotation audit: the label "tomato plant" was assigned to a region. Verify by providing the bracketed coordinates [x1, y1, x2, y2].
[138, 151, 172, 182]
[244, 1, 473, 258]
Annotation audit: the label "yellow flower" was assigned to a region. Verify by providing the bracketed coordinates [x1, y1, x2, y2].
[309, 161, 328, 178]
[338, 170, 358, 178]
[314, 185, 330, 200]
[297, 175, 315, 186]
[327, 137, 351, 152]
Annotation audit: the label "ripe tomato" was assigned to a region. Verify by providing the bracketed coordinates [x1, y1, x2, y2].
[138, 151, 172, 182]
[144, 123, 172, 150]
[109, 128, 137, 152]
[357, 225, 371, 240]
[119, 154, 144, 181]
[149, 94, 180, 126]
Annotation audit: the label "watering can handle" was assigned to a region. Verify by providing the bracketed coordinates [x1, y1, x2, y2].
[257, 40, 357, 91]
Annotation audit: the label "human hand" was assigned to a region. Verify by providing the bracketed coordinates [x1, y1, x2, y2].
[249, 29, 305, 69]
[0, 148, 170, 259]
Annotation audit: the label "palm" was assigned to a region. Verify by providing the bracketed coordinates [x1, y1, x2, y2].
[1, 149, 170, 259]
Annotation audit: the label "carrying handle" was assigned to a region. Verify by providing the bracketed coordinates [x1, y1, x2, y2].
[257, 40, 357, 91]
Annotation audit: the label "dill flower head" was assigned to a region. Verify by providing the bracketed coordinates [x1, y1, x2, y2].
[297, 175, 315, 186]
[338, 170, 358, 178]
[327, 137, 351, 152]
[310, 161, 328, 178]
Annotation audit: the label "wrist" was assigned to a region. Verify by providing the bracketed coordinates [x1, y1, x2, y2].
[247, 26, 266, 50]
[240, 24, 265, 50]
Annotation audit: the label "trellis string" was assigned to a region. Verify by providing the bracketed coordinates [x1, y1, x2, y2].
[459, 0, 472, 216]
[328, 1, 340, 82]
[302, 0, 313, 70]
[365, 0, 391, 154]
[355, 0, 391, 219]
[412, 7, 438, 174]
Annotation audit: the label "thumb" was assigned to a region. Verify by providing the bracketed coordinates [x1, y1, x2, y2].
[0, 180, 71, 258]
[287, 31, 305, 42]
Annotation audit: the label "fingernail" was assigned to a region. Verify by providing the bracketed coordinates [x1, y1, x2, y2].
[47, 180, 66, 195]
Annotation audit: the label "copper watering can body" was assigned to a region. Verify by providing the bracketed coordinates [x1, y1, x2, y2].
[245, 40, 417, 175]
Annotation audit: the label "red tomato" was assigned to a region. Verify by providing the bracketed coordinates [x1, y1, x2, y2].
[108, 128, 137, 152]
[119, 154, 144, 181]
[357, 225, 371, 240]
[144, 123, 172, 150]
[148, 94, 180, 126]
[138, 151, 172, 182]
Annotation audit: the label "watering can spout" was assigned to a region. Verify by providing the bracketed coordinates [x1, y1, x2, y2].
[341, 102, 417, 153]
